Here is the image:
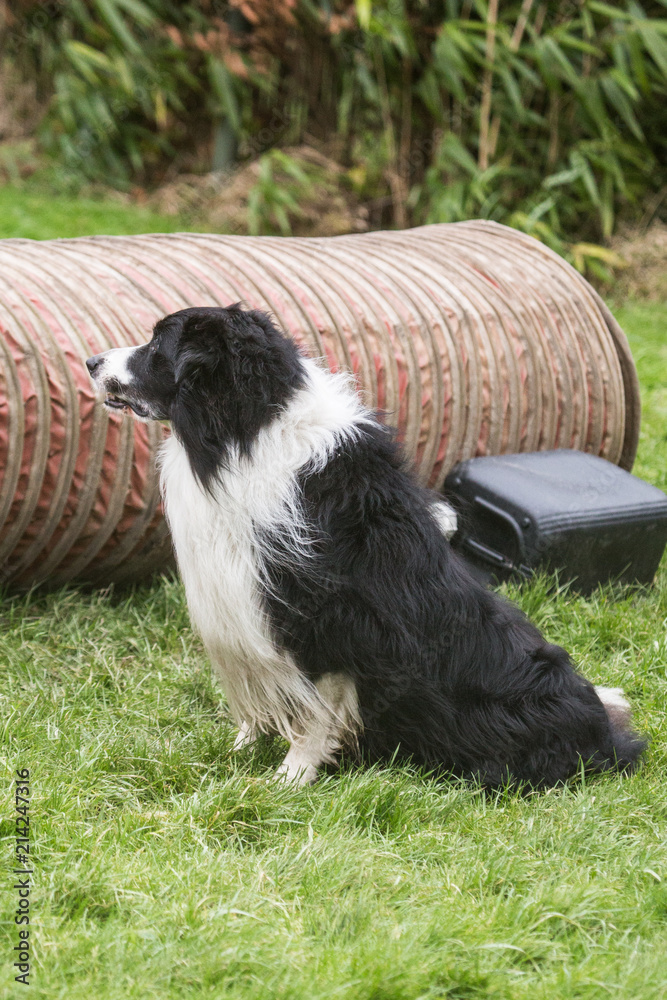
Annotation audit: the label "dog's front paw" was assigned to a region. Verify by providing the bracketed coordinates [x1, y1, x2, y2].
[274, 758, 319, 786]
[233, 721, 257, 751]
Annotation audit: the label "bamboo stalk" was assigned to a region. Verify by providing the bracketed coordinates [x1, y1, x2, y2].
[399, 56, 412, 210]
[373, 42, 408, 228]
[478, 0, 499, 171]
[547, 90, 560, 167]
[453, 1, 474, 141]
[534, 3, 547, 37]
[511, 0, 536, 49]
[489, 0, 536, 160]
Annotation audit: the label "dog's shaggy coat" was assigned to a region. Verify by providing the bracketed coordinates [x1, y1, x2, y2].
[86, 305, 646, 787]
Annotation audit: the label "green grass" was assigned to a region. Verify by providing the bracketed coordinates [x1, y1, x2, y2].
[0, 301, 664, 1000]
[0, 188, 666, 997]
[0, 184, 201, 241]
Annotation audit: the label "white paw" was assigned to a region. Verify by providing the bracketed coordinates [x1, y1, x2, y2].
[274, 759, 319, 786]
[233, 722, 257, 751]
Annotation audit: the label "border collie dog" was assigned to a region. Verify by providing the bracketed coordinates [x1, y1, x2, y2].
[87, 305, 646, 788]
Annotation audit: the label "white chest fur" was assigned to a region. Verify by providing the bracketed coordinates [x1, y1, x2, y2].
[158, 360, 368, 742]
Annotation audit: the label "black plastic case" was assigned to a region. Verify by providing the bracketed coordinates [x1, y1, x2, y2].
[444, 450, 667, 592]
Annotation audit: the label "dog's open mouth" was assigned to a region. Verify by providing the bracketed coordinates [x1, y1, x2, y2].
[104, 393, 150, 418]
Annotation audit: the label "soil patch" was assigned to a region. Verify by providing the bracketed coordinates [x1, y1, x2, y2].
[610, 222, 667, 301]
[146, 146, 369, 238]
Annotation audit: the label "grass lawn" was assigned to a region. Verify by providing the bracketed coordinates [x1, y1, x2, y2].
[0, 184, 200, 241]
[1, 187, 666, 998]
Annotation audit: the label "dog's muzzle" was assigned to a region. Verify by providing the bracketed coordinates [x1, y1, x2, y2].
[85, 353, 150, 418]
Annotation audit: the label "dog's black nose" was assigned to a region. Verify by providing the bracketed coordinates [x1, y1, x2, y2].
[86, 355, 103, 375]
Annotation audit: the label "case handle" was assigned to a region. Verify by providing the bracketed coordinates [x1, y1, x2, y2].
[459, 496, 532, 578]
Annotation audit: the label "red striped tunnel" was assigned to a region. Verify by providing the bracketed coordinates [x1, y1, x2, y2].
[0, 221, 640, 588]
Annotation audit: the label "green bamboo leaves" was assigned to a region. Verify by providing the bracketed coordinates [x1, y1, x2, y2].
[5, 0, 666, 270]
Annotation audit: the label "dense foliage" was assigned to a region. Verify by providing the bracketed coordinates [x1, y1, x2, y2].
[3, 1, 667, 263]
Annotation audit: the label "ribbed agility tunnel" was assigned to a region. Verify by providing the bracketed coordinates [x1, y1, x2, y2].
[0, 220, 640, 589]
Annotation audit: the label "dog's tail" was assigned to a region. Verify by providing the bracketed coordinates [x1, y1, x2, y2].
[594, 686, 647, 771]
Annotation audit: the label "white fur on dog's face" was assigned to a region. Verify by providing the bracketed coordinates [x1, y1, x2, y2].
[95, 346, 136, 383]
[87, 345, 150, 420]
[86, 340, 175, 422]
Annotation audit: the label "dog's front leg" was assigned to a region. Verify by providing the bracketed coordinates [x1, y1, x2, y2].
[275, 735, 327, 786]
[274, 673, 359, 786]
[233, 720, 258, 751]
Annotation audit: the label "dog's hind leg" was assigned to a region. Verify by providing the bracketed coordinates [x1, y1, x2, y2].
[274, 673, 360, 786]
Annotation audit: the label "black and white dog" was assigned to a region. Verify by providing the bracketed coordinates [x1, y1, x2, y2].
[87, 305, 646, 788]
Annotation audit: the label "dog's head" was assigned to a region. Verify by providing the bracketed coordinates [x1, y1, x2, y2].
[86, 305, 305, 486]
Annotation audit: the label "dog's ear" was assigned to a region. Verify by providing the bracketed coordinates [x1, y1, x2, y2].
[174, 341, 216, 385]
[173, 310, 269, 390]
[173, 317, 227, 385]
